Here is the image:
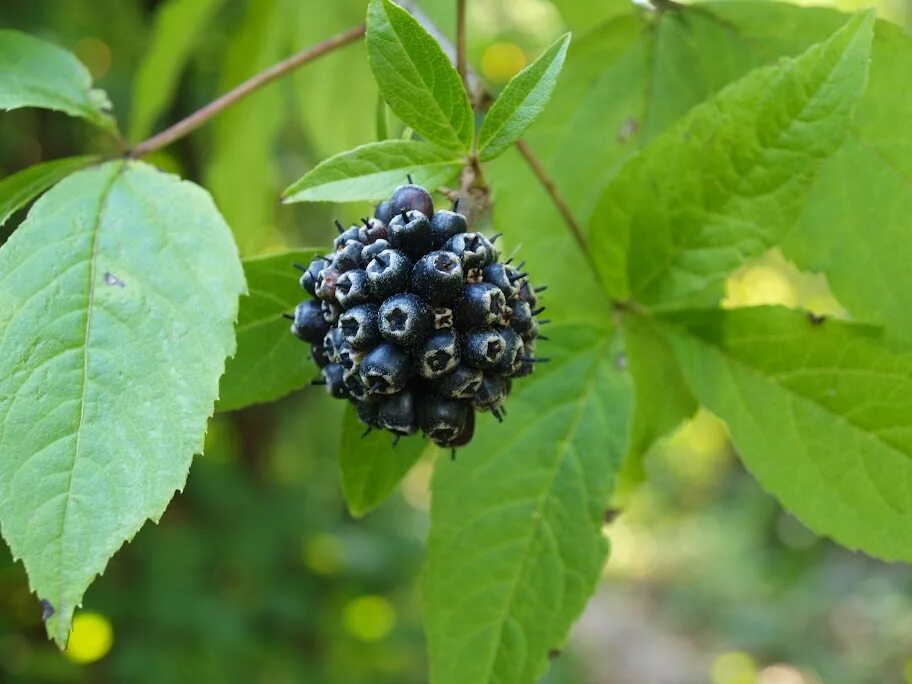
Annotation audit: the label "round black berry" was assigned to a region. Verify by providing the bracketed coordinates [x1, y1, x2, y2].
[457, 283, 506, 329]
[359, 342, 411, 396]
[321, 363, 348, 399]
[410, 250, 463, 305]
[436, 364, 483, 399]
[443, 232, 496, 270]
[389, 209, 433, 259]
[389, 184, 434, 219]
[291, 299, 329, 343]
[366, 248, 412, 300]
[290, 181, 544, 449]
[335, 269, 373, 309]
[418, 396, 469, 446]
[299, 256, 329, 296]
[430, 210, 467, 248]
[360, 239, 390, 268]
[463, 329, 506, 369]
[338, 304, 381, 350]
[416, 329, 460, 379]
[378, 293, 433, 347]
[374, 200, 394, 225]
[377, 390, 418, 436]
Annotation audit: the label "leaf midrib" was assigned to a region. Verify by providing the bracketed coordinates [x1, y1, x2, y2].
[472, 339, 607, 684]
[371, 3, 468, 151]
[55, 162, 123, 622]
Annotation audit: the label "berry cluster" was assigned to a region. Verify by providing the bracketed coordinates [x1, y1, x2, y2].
[288, 181, 547, 450]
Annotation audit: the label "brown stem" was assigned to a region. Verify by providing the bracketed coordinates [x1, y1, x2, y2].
[129, 25, 366, 158]
[456, 0, 468, 93]
[514, 139, 587, 254]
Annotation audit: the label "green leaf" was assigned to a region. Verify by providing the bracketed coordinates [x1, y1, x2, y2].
[205, 0, 293, 255]
[0, 160, 245, 645]
[622, 310, 696, 466]
[218, 249, 320, 412]
[282, 140, 462, 204]
[477, 33, 571, 161]
[339, 406, 429, 517]
[549, 0, 634, 32]
[588, 12, 874, 308]
[128, 0, 229, 141]
[424, 325, 632, 684]
[0, 156, 99, 228]
[783, 19, 912, 340]
[366, 0, 473, 153]
[0, 30, 116, 132]
[657, 306, 912, 563]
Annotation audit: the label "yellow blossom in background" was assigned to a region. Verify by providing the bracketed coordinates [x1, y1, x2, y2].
[64, 612, 113, 664]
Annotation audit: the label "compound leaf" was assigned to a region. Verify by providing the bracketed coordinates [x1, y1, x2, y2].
[0, 30, 116, 132]
[0, 160, 244, 645]
[588, 12, 874, 308]
[478, 33, 571, 161]
[366, 0, 473, 153]
[283, 140, 462, 204]
[218, 249, 320, 412]
[658, 306, 912, 563]
[424, 325, 631, 684]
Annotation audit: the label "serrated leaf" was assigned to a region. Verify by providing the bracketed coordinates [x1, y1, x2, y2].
[218, 249, 320, 412]
[424, 325, 632, 684]
[128, 0, 228, 141]
[0, 30, 116, 132]
[0, 160, 245, 645]
[783, 19, 912, 340]
[622, 310, 696, 466]
[366, 0, 473, 153]
[0, 156, 99, 228]
[478, 33, 571, 161]
[282, 140, 463, 204]
[588, 12, 874, 308]
[657, 306, 912, 562]
[339, 405, 429, 517]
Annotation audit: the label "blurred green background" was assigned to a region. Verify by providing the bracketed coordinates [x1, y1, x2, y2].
[2, 0, 912, 682]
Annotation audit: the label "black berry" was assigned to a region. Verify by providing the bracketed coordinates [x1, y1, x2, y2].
[389, 184, 434, 219]
[289, 181, 544, 450]
[378, 293, 433, 347]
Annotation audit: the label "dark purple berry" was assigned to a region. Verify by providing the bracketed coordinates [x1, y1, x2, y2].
[410, 250, 463, 305]
[359, 342, 411, 396]
[443, 232, 496, 270]
[482, 263, 517, 299]
[417, 329, 460, 379]
[463, 329, 506, 369]
[457, 283, 506, 329]
[418, 397, 469, 445]
[389, 184, 434, 219]
[430, 210, 467, 248]
[321, 363, 349, 399]
[473, 373, 508, 411]
[389, 210, 433, 259]
[338, 304, 381, 350]
[493, 327, 523, 375]
[377, 390, 418, 436]
[335, 269, 373, 309]
[299, 257, 328, 296]
[355, 401, 379, 428]
[374, 201, 394, 225]
[360, 239, 390, 267]
[366, 248, 412, 300]
[334, 225, 362, 250]
[311, 343, 330, 368]
[435, 364, 483, 399]
[291, 300, 329, 343]
[379, 293, 433, 347]
[331, 240, 363, 273]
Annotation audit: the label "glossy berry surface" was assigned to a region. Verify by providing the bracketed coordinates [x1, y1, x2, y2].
[288, 181, 545, 450]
